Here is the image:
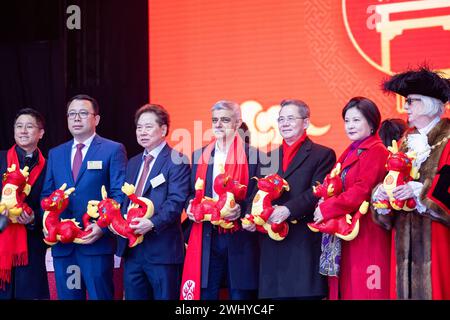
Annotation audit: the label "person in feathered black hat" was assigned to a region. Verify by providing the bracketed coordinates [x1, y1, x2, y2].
[372, 66, 450, 300]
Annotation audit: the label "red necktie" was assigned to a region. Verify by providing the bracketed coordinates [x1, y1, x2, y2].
[135, 154, 154, 196]
[72, 143, 85, 181]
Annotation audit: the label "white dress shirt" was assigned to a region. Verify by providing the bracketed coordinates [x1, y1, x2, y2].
[134, 141, 167, 189]
[71, 133, 96, 169]
[212, 141, 229, 200]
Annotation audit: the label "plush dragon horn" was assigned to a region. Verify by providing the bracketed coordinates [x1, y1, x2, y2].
[282, 178, 290, 191]
[335, 163, 341, 174]
[101, 185, 108, 200]
[194, 177, 204, 190]
[388, 140, 398, 154]
[65, 187, 75, 197]
[20, 166, 30, 178]
[330, 163, 342, 178]
[406, 150, 417, 161]
[87, 200, 100, 218]
[406, 151, 419, 180]
[59, 183, 75, 197]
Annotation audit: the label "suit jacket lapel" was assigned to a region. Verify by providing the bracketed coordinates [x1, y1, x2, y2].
[340, 150, 359, 171]
[283, 138, 312, 179]
[275, 147, 283, 176]
[340, 136, 380, 171]
[65, 141, 75, 185]
[205, 148, 215, 198]
[142, 144, 169, 196]
[75, 135, 101, 184]
[131, 153, 144, 186]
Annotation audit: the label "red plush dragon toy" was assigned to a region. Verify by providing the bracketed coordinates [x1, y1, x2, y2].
[87, 184, 154, 248]
[241, 173, 290, 241]
[191, 167, 247, 230]
[0, 165, 34, 288]
[307, 163, 369, 241]
[312, 163, 343, 200]
[41, 183, 94, 245]
[0, 164, 32, 225]
[372, 140, 419, 212]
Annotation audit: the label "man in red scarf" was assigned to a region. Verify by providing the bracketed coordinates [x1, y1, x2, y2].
[244, 99, 336, 299]
[0, 108, 49, 300]
[180, 100, 260, 300]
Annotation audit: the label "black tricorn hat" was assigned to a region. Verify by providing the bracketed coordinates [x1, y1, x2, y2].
[383, 67, 450, 103]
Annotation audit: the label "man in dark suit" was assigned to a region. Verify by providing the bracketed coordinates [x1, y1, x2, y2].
[0, 108, 49, 299]
[116, 104, 190, 300]
[182, 100, 260, 300]
[41, 94, 127, 300]
[243, 99, 336, 299]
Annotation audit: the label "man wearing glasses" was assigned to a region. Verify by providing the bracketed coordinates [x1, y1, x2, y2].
[244, 99, 335, 299]
[182, 100, 260, 300]
[41, 94, 127, 300]
[373, 67, 450, 299]
[0, 108, 49, 300]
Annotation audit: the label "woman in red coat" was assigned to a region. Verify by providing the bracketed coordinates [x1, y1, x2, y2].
[313, 97, 391, 299]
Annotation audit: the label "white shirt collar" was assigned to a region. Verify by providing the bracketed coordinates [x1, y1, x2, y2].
[214, 135, 235, 155]
[72, 133, 96, 149]
[143, 141, 166, 160]
[418, 117, 440, 136]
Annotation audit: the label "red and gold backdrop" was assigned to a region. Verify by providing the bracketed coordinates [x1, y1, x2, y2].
[149, 0, 450, 156]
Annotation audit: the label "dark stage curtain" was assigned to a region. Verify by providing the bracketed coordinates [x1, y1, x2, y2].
[0, 0, 149, 158]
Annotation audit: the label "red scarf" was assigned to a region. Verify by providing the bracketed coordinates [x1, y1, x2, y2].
[180, 135, 249, 300]
[0, 145, 45, 289]
[282, 132, 307, 172]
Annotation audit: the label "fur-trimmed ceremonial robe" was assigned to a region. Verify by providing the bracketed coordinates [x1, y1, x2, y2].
[374, 118, 450, 299]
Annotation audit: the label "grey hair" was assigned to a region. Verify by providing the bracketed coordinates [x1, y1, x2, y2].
[280, 99, 310, 118]
[211, 100, 241, 120]
[416, 94, 445, 117]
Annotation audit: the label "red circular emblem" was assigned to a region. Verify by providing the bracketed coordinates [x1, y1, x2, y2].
[343, 0, 450, 75]
[386, 175, 394, 185]
[4, 187, 12, 196]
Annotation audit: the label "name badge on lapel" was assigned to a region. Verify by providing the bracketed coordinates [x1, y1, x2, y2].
[87, 161, 102, 170]
[150, 173, 166, 188]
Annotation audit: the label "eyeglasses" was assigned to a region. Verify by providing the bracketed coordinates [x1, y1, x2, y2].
[405, 97, 421, 105]
[67, 110, 96, 119]
[14, 123, 41, 130]
[212, 117, 232, 124]
[277, 116, 307, 124]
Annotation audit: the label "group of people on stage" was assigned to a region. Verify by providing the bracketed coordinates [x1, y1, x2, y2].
[0, 67, 448, 300]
